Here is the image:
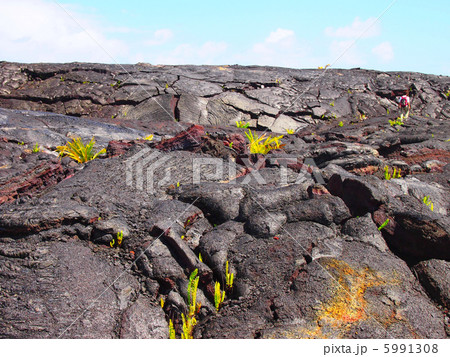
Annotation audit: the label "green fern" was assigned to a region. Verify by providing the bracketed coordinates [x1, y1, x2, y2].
[235, 120, 250, 128]
[422, 196, 434, 211]
[187, 269, 200, 317]
[378, 219, 390, 231]
[110, 230, 124, 248]
[56, 137, 106, 163]
[389, 118, 404, 127]
[181, 313, 197, 339]
[384, 166, 401, 180]
[225, 260, 234, 290]
[214, 281, 225, 312]
[245, 129, 284, 154]
[169, 319, 176, 339]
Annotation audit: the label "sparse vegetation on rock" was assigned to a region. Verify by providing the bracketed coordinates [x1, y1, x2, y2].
[0, 62, 449, 339]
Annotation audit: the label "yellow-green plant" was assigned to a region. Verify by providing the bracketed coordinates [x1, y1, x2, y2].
[225, 260, 234, 290]
[56, 137, 106, 163]
[384, 166, 401, 180]
[214, 281, 225, 312]
[169, 319, 176, 339]
[285, 128, 295, 134]
[187, 269, 201, 317]
[111, 80, 122, 88]
[198, 253, 203, 262]
[236, 120, 250, 129]
[32, 143, 40, 153]
[110, 230, 124, 248]
[245, 129, 284, 155]
[181, 313, 196, 339]
[389, 118, 404, 127]
[171, 269, 201, 339]
[338, 121, 344, 127]
[144, 134, 154, 141]
[378, 218, 390, 231]
[422, 196, 434, 211]
[160, 297, 164, 309]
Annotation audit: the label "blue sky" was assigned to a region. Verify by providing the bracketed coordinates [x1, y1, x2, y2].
[0, 0, 448, 75]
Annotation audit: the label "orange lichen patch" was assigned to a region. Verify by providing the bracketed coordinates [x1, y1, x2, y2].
[316, 259, 387, 327]
[265, 259, 406, 339]
[300, 325, 332, 339]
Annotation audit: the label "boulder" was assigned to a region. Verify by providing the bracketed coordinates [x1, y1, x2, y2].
[413, 259, 450, 309]
[0, 240, 140, 338]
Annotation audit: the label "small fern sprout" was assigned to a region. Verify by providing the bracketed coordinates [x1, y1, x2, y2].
[236, 120, 250, 129]
[187, 269, 200, 317]
[225, 260, 234, 290]
[117, 230, 123, 246]
[214, 282, 226, 312]
[378, 219, 390, 231]
[181, 313, 197, 339]
[169, 319, 176, 339]
[422, 196, 434, 211]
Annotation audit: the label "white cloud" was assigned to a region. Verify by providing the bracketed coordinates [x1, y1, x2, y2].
[243, 28, 310, 68]
[253, 28, 296, 53]
[146, 29, 173, 46]
[266, 28, 295, 46]
[0, 0, 127, 63]
[371, 41, 394, 61]
[198, 41, 228, 59]
[329, 40, 365, 67]
[153, 41, 228, 65]
[324, 17, 381, 39]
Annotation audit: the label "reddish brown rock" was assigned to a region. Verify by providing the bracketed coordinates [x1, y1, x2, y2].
[154, 124, 205, 152]
[222, 133, 246, 155]
[0, 160, 73, 205]
[106, 140, 134, 158]
[388, 148, 450, 165]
